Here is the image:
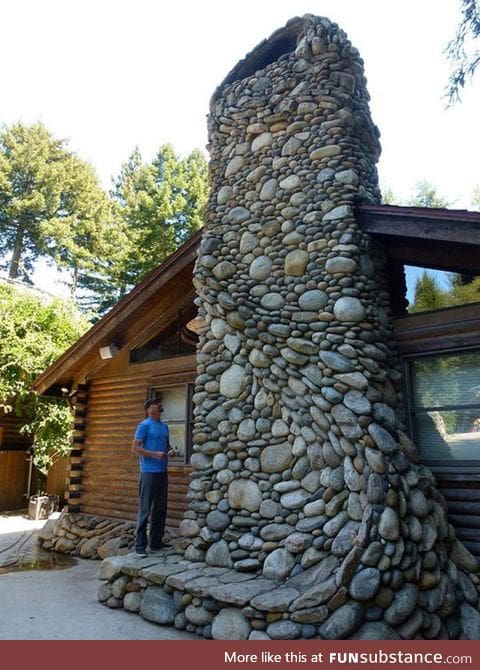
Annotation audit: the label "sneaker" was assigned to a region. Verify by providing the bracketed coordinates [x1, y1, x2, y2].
[149, 541, 171, 552]
[134, 550, 147, 558]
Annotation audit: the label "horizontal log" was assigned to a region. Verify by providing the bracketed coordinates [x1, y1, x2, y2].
[440, 489, 480, 502]
[448, 514, 480, 529]
[446, 501, 480, 515]
[451, 527, 480, 541]
[435, 473, 480, 485]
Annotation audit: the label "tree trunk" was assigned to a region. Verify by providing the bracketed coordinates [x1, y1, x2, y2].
[8, 224, 25, 279]
[70, 264, 78, 295]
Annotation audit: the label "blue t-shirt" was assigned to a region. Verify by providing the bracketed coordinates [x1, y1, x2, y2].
[134, 417, 169, 473]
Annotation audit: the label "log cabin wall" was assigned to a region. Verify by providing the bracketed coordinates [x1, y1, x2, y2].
[75, 356, 195, 529]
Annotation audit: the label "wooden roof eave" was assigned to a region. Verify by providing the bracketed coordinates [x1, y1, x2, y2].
[356, 204, 480, 246]
[32, 231, 202, 396]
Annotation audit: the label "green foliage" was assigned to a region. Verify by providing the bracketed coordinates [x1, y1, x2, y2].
[472, 183, 480, 209]
[101, 144, 208, 310]
[380, 181, 451, 208]
[408, 181, 451, 209]
[0, 282, 89, 472]
[0, 122, 122, 297]
[410, 270, 480, 314]
[410, 271, 452, 313]
[446, 0, 480, 103]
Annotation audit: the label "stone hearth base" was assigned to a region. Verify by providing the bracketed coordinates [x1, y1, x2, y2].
[97, 550, 480, 640]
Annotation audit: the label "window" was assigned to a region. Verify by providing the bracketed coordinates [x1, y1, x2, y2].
[148, 384, 193, 464]
[407, 349, 480, 466]
[130, 303, 199, 364]
[405, 265, 480, 315]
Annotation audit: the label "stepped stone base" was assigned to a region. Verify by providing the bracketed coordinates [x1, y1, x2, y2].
[97, 550, 480, 640]
[38, 512, 136, 559]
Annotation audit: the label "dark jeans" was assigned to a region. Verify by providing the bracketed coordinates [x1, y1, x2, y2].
[135, 471, 168, 551]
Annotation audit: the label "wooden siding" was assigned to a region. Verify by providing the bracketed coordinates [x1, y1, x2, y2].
[0, 450, 28, 511]
[46, 457, 69, 501]
[0, 409, 31, 450]
[76, 362, 193, 528]
[434, 472, 480, 561]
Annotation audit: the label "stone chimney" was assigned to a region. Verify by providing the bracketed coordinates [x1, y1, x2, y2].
[181, 15, 480, 639]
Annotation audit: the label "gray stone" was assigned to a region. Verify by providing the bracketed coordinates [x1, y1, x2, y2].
[333, 297, 366, 322]
[322, 204, 352, 221]
[298, 289, 328, 310]
[251, 587, 300, 612]
[140, 586, 176, 625]
[344, 390, 371, 415]
[325, 257, 357, 275]
[185, 604, 214, 626]
[206, 511, 230, 531]
[378, 507, 400, 541]
[251, 132, 273, 152]
[111, 575, 130, 599]
[205, 540, 233, 568]
[384, 584, 418, 626]
[318, 602, 363, 639]
[124, 591, 142, 613]
[292, 576, 337, 609]
[210, 579, 275, 606]
[368, 423, 398, 454]
[260, 178, 278, 200]
[225, 156, 244, 177]
[260, 442, 293, 473]
[211, 608, 251, 640]
[349, 568, 381, 601]
[98, 555, 128, 582]
[310, 145, 341, 161]
[279, 175, 301, 190]
[331, 404, 363, 439]
[220, 365, 247, 398]
[280, 489, 311, 510]
[319, 351, 354, 372]
[266, 621, 302, 639]
[260, 293, 285, 310]
[260, 523, 292, 542]
[408, 489, 429, 517]
[262, 548, 295, 580]
[250, 256, 273, 281]
[228, 479, 262, 512]
[239, 231, 258, 253]
[228, 206, 250, 223]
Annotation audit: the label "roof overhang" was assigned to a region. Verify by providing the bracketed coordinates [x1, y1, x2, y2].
[32, 230, 201, 396]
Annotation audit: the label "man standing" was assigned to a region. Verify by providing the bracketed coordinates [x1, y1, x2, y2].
[132, 396, 174, 557]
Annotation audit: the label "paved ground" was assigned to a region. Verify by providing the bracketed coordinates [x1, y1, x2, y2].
[0, 512, 197, 640]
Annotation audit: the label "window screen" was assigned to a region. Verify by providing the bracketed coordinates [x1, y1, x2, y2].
[409, 350, 480, 463]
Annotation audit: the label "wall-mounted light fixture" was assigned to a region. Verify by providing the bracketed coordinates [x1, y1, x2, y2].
[99, 344, 120, 360]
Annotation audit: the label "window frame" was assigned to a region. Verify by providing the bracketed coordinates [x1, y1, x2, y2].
[147, 382, 194, 465]
[402, 346, 480, 473]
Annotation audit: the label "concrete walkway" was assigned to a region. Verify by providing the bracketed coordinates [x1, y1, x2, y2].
[0, 512, 197, 640]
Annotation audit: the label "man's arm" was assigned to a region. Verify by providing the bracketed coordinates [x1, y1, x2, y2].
[131, 438, 165, 460]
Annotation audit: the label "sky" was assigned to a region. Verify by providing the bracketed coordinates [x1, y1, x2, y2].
[1, 0, 479, 293]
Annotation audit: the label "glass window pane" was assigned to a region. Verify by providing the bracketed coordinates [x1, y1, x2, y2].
[168, 423, 186, 458]
[411, 351, 480, 408]
[415, 410, 480, 461]
[405, 266, 480, 315]
[161, 386, 187, 422]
